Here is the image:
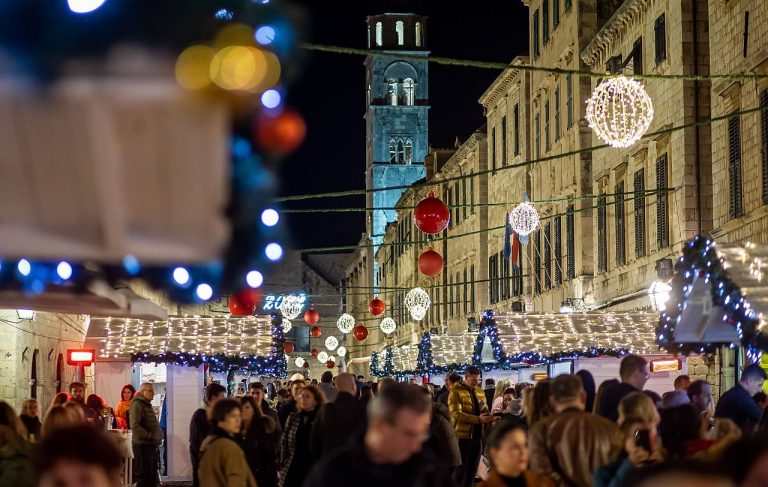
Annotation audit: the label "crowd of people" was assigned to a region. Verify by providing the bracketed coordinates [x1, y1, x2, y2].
[5, 358, 768, 486]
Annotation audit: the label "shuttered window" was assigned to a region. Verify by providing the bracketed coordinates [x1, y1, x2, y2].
[463, 268, 468, 315]
[634, 170, 646, 258]
[470, 172, 475, 214]
[491, 126, 497, 172]
[761, 90, 768, 203]
[545, 100, 551, 152]
[501, 116, 507, 166]
[544, 223, 552, 289]
[535, 231, 542, 295]
[654, 14, 666, 64]
[543, 0, 549, 45]
[514, 104, 521, 155]
[502, 251, 511, 301]
[488, 255, 497, 304]
[656, 154, 669, 248]
[566, 74, 574, 129]
[615, 182, 626, 266]
[555, 86, 561, 142]
[455, 272, 460, 317]
[554, 216, 562, 285]
[565, 0, 572, 12]
[553, 0, 560, 28]
[566, 205, 575, 280]
[533, 10, 540, 59]
[462, 177, 468, 220]
[597, 195, 607, 272]
[470, 265, 475, 312]
[729, 115, 743, 218]
[535, 112, 541, 159]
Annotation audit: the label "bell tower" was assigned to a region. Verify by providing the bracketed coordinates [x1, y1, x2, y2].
[364, 13, 429, 262]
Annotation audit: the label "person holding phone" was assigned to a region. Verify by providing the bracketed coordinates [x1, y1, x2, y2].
[594, 420, 662, 487]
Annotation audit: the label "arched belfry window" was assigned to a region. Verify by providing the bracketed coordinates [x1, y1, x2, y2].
[396, 21, 405, 45]
[405, 138, 413, 163]
[387, 79, 399, 105]
[403, 78, 415, 105]
[397, 140, 405, 163]
[375, 22, 383, 46]
[415, 22, 423, 46]
[389, 139, 398, 163]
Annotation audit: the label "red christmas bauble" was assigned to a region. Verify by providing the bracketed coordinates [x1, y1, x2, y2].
[326, 360, 335, 369]
[310, 326, 322, 338]
[236, 288, 262, 308]
[418, 248, 444, 276]
[369, 297, 386, 317]
[353, 325, 369, 341]
[228, 294, 256, 316]
[304, 306, 320, 325]
[414, 192, 450, 234]
[254, 109, 306, 155]
[283, 342, 295, 354]
[310, 348, 319, 358]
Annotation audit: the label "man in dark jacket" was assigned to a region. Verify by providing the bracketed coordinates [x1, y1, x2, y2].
[249, 382, 280, 427]
[130, 383, 163, 487]
[437, 372, 461, 407]
[483, 378, 496, 408]
[310, 373, 366, 458]
[420, 388, 461, 476]
[188, 382, 226, 487]
[716, 363, 766, 436]
[305, 382, 452, 487]
[598, 354, 650, 422]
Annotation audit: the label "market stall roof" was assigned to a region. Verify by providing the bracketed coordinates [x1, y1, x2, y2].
[371, 332, 481, 377]
[86, 315, 286, 375]
[657, 237, 767, 358]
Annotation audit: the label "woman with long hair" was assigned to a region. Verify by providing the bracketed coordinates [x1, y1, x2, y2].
[115, 384, 135, 430]
[279, 385, 325, 487]
[240, 396, 280, 487]
[523, 380, 552, 427]
[86, 394, 117, 431]
[43, 405, 83, 437]
[197, 399, 257, 487]
[0, 401, 34, 486]
[478, 421, 553, 487]
[46, 392, 69, 417]
[19, 399, 41, 441]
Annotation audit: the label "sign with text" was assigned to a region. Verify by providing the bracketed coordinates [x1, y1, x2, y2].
[262, 294, 306, 311]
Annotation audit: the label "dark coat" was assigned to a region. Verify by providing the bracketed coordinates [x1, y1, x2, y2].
[189, 407, 210, 487]
[129, 395, 162, 446]
[715, 384, 763, 435]
[304, 439, 454, 487]
[310, 392, 367, 459]
[423, 401, 461, 468]
[242, 416, 281, 487]
[278, 400, 297, 428]
[0, 439, 34, 487]
[18, 415, 40, 441]
[597, 382, 639, 422]
[198, 427, 257, 487]
[280, 409, 318, 487]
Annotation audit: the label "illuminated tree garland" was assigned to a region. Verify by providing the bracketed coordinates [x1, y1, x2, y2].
[655, 235, 764, 360]
[130, 314, 287, 376]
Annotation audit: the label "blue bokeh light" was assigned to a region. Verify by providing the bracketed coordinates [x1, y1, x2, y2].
[56, 261, 73, 280]
[260, 208, 280, 227]
[255, 25, 276, 45]
[246, 270, 264, 288]
[123, 255, 141, 275]
[196, 283, 213, 301]
[67, 0, 107, 14]
[17, 259, 31, 277]
[261, 89, 281, 109]
[173, 267, 190, 286]
[265, 243, 283, 261]
[215, 9, 234, 20]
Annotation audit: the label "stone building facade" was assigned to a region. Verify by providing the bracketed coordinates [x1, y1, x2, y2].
[580, 0, 712, 310]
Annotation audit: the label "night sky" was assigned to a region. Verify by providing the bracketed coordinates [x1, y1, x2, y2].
[278, 0, 529, 250]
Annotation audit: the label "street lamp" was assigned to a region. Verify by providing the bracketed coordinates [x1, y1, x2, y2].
[648, 280, 672, 311]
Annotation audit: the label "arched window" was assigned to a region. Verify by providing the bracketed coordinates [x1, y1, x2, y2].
[375, 22, 383, 46]
[387, 79, 398, 105]
[415, 22, 423, 47]
[396, 21, 405, 45]
[404, 138, 413, 163]
[389, 138, 397, 163]
[397, 139, 405, 163]
[403, 78, 415, 105]
[55, 353, 64, 392]
[30, 349, 39, 399]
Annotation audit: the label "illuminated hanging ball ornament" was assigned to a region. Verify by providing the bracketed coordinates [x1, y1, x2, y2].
[255, 109, 307, 155]
[68, 0, 107, 14]
[235, 289, 262, 308]
[508, 202, 540, 237]
[586, 75, 654, 148]
[404, 287, 431, 321]
[317, 351, 329, 363]
[279, 295, 304, 320]
[310, 326, 322, 338]
[353, 325, 369, 342]
[325, 336, 339, 351]
[310, 348, 319, 358]
[326, 360, 335, 369]
[337, 346, 347, 357]
[281, 319, 292, 333]
[379, 317, 397, 335]
[283, 342, 295, 354]
[337, 313, 356, 333]
[369, 297, 386, 317]
[414, 192, 450, 234]
[418, 248, 444, 276]
[304, 306, 320, 325]
[294, 357, 305, 368]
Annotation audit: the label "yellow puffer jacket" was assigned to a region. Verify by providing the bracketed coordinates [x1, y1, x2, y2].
[448, 382, 488, 439]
